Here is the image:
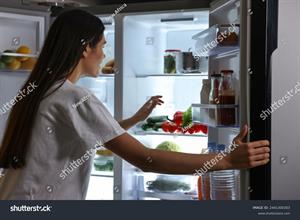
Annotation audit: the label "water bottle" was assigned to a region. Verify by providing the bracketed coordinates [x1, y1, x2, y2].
[210, 144, 240, 200]
[200, 142, 216, 200]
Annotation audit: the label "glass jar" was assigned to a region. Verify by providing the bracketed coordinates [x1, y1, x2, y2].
[209, 73, 221, 122]
[218, 70, 236, 125]
[164, 49, 181, 74]
[209, 73, 221, 104]
[201, 79, 211, 104]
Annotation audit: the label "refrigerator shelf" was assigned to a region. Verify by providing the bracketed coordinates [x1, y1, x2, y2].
[210, 0, 240, 15]
[209, 46, 239, 58]
[138, 190, 196, 200]
[192, 24, 240, 58]
[192, 104, 239, 128]
[90, 170, 113, 178]
[0, 52, 38, 58]
[134, 130, 207, 137]
[194, 45, 239, 58]
[0, 69, 32, 73]
[135, 73, 208, 78]
[98, 73, 115, 78]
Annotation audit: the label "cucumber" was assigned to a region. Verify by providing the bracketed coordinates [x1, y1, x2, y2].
[141, 123, 153, 131]
[146, 115, 169, 124]
[153, 122, 164, 131]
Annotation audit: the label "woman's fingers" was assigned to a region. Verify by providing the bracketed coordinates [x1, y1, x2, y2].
[249, 159, 270, 168]
[148, 96, 164, 108]
[227, 139, 271, 169]
[248, 140, 270, 148]
[249, 147, 270, 156]
[249, 153, 270, 161]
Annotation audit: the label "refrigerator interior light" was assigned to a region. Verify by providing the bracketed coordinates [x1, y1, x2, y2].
[160, 17, 194, 23]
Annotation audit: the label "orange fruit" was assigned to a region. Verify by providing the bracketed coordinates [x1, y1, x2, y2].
[20, 58, 37, 70]
[16, 45, 32, 61]
[7, 58, 21, 70]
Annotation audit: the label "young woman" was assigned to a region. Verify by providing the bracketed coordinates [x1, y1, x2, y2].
[0, 9, 270, 200]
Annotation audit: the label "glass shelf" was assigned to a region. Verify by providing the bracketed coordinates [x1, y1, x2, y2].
[90, 169, 113, 178]
[192, 24, 240, 58]
[98, 73, 115, 77]
[192, 103, 239, 128]
[138, 190, 196, 200]
[0, 52, 38, 58]
[208, 46, 239, 58]
[135, 73, 208, 78]
[0, 69, 31, 73]
[134, 130, 207, 137]
[0, 52, 38, 72]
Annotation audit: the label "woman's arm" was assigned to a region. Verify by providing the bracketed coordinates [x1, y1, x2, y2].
[118, 96, 163, 130]
[105, 125, 270, 174]
[118, 116, 140, 131]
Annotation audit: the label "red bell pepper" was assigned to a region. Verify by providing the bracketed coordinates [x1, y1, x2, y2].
[173, 111, 183, 126]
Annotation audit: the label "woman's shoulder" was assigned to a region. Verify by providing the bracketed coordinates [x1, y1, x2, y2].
[40, 80, 94, 112]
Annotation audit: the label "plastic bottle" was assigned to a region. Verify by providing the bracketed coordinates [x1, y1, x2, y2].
[199, 142, 216, 200]
[210, 144, 240, 200]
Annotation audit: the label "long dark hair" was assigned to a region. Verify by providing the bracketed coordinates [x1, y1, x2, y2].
[0, 9, 105, 169]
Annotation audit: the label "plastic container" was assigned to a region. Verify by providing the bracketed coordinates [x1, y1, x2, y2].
[200, 142, 216, 200]
[210, 144, 240, 200]
[146, 174, 193, 193]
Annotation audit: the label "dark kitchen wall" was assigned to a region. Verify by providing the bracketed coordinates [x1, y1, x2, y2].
[95, 0, 211, 4]
[82, 0, 211, 16]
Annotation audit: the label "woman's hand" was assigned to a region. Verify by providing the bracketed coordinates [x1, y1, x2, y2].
[132, 95, 164, 122]
[118, 96, 164, 130]
[223, 125, 270, 169]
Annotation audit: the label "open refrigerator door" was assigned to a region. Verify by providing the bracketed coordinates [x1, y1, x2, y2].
[0, 7, 49, 141]
[192, 0, 247, 200]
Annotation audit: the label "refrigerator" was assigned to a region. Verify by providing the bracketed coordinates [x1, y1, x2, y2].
[1, 0, 299, 201]
[112, 0, 300, 200]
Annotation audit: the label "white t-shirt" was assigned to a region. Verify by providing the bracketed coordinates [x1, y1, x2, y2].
[0, 79, 125, 200]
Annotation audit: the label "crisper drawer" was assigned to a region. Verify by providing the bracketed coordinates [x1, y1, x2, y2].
[136, 173, 198, 200]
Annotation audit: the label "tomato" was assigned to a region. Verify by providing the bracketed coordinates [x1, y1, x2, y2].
[201, 125, 208, 134]
[187, 127, 195, 134]
[162, 121, 169, 132]
[168, 122, 178, 133]
[192, 124, 202, 133]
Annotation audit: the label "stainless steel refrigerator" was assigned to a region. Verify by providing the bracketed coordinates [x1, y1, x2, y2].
[1, 0, 299, 201]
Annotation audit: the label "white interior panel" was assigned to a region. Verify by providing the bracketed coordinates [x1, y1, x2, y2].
[0, 12, 45, 53]
[0, 72, 28, 141]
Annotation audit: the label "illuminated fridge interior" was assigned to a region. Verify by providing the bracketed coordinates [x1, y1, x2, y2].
[115, 9, 211, 200]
